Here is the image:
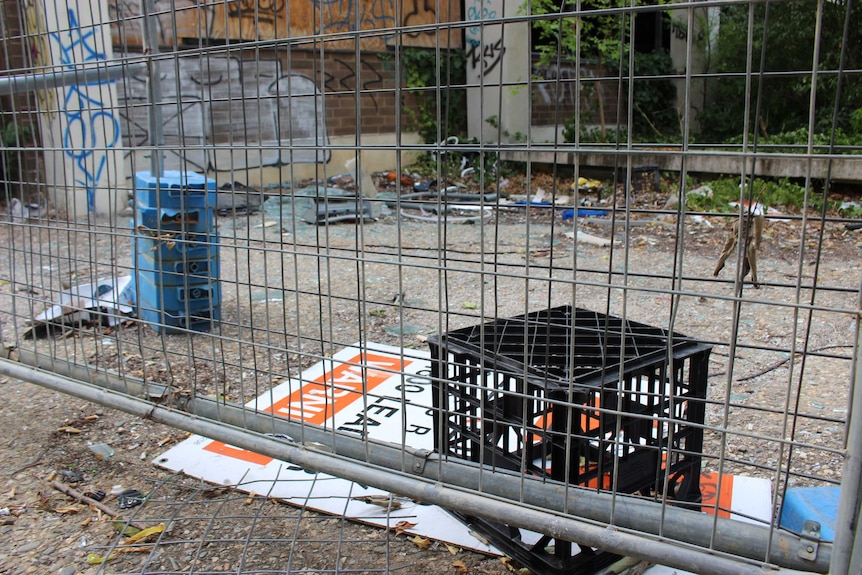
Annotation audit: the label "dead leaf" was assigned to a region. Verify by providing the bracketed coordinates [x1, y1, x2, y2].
[86, 546, 154, 565]
[500, 557, 516, 572]
[122, 522, 164, 545]
[394, 520, 417, 536]
[410, 535, 431, 549]
[452, 560, 468, 573]
[110, 521, 141, 537]
[445, 543, 460, 555]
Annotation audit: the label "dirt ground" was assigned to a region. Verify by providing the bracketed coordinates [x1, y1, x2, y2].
[1, 171, 860, 575]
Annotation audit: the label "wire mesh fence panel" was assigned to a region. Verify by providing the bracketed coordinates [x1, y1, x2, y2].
[1, 0, 860, 574]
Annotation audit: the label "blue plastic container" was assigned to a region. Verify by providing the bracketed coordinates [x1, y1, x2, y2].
[779, 486, 839, 542]
[134, 232, 219, 261]
[136, 271, 221, 312]
[135, 205, 214, 234]
[136, 252, 220, 285]
[132, 170, 221, 333]
[135, 170, 216, 209]
[138, 305, 221, 334]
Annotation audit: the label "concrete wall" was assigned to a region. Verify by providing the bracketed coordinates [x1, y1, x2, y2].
[25, 0, 127, 218]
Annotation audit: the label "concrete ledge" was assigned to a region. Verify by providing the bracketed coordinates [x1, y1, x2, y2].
[501, 149, 862, 183]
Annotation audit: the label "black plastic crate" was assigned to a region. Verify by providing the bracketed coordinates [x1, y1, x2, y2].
[428, 305, 710, 499]
[427, 306, 711, 575]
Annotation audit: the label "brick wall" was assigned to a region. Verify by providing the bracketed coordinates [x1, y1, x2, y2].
[284, 49, 410, 137]
[531, 54, 621, 130]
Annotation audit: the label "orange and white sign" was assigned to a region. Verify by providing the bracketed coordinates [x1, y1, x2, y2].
[156, 342, 773, 562]
[155, 342, 498, 553]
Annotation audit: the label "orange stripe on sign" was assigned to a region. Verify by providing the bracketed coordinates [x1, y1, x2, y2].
[700, 472, 734, 518]
[203, 441, 274, 466]
[264, 352, 410, 426]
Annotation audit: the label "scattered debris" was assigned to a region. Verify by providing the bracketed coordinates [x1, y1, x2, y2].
[216, 182, 267, 215]
[83, 489, 106, 502]
[116, 488, 146, 509]
[394, 520, 418, 536]
[60, 470, 85, 483]
[7, 197, 48, 221]
[294, 185, 378, 224]
[351, 494, 402, 510]
[560, 208, 608, 220]
[689, 185, 714, 197]
[24, 276, 136, 339]
[572, 176, 603, 191]
[564, 231, 615, 247]
[87, 443, 115, 461]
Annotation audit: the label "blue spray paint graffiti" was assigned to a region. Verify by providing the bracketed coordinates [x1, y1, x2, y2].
[50, 9, 121, 213]
[465, 0, 497, 46]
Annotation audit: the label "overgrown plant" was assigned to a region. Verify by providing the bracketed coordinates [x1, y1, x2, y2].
[401, 48, 467, 144]
[526, 0, 679, 142]
[684, 176, 836, 214]
[698, 0, 862, 144]
[0, 116, 33, 197]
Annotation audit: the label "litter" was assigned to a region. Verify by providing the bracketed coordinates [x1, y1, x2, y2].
[24, 276, 136, 338]
[294, 185, 377, 224]
[88, 443, 115, 461]
[561, 208, 609, 220]
[116, 488, 145, 509]
[216, 182, 267, 215]
[564, 231, 615, 246]
[572, 176, 603, 190]
[7, 198, 47, 221]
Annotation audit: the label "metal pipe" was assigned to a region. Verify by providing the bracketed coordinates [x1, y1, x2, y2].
[5, 353, 831, 574]
[140, 0, 164, 177]
[830, 306, 862, 575]
[0, 63, 146, 96]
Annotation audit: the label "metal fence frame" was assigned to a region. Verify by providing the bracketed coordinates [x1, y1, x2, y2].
[1, 0, 860, 573]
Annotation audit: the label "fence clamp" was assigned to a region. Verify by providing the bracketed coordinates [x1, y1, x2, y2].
[411, 449, 433, 474]
[797, 520, 821, 561]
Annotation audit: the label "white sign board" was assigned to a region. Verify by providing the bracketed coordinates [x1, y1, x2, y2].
[156, 342, 773, 564]
[155, 342, 499, 554]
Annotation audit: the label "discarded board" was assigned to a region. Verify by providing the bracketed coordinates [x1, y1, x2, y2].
[155, 342, 499, 554]
[156, 342, 774, 565]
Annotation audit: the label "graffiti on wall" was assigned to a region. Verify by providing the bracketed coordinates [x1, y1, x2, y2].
[532, 63, 597, 106]
[322, 57, 386, 110]
[464, 0, 505, 78]
[50, 8, 121, 212]
[116, 54, 329, 172]
[106, 0, 458, 49]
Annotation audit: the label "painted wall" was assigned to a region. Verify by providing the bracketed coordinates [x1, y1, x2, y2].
[464, 0, 530, 143]
[27, 0, 126, 217]
[107, 0, 460, 50]
[116, 53, 329, 174]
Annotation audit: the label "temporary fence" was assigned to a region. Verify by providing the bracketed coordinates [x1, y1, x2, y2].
[0, 0, 860, 573]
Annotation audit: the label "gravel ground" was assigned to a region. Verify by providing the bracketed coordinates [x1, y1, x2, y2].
[0, 173, 860, 575]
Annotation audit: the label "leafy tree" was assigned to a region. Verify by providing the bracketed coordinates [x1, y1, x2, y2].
[699, 0, 862, 143]
[527, 0, 679, 141]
